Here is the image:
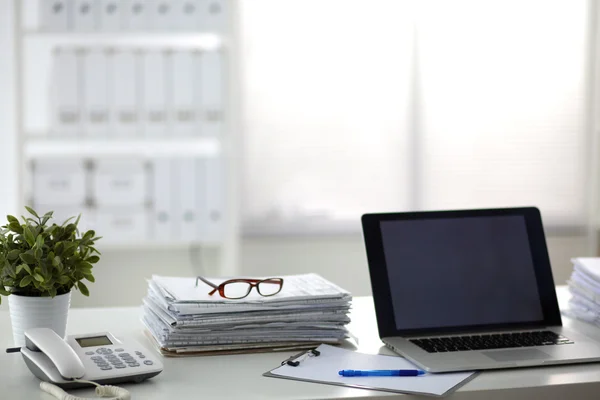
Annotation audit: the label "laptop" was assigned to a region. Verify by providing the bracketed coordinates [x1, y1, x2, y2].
[362, 207, 600, 372]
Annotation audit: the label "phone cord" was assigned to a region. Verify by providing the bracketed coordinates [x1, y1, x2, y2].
[40, 379, 131, 400]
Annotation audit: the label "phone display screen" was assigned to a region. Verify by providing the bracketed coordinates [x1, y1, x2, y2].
[75, 336, 113, 348]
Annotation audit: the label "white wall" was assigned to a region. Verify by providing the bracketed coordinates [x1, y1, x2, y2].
[0, 0, 18, 218]
[0, 235, 587, 310]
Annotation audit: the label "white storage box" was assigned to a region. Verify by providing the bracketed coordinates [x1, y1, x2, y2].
[95, 208, 149, 243]
[92, 159, 148, 206]
[32, 159, 87, 206]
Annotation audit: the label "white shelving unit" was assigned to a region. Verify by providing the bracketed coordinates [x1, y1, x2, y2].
[12, 0, 240, 276]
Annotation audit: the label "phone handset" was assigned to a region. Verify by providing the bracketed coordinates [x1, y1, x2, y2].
[24, 328, 85, 379]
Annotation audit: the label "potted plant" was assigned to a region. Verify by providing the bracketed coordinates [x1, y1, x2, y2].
[0, 207, 101, 346]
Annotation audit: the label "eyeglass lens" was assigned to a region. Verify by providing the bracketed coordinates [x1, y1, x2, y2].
[221, 278, 283, 299]
[222, 282, 253, 299]
[257, 279, 283, 296]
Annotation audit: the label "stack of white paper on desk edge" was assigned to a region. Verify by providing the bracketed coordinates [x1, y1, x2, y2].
[564, 258, 600, 325]
[141, 273, 353, 356]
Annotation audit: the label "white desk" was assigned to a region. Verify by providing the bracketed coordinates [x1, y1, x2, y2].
[2, 287, 600, 399]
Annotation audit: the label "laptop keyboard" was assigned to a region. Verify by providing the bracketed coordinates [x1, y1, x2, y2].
[410, 331, 574, 353]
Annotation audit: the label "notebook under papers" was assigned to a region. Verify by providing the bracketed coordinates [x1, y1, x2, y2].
[362, 207, 600, 372]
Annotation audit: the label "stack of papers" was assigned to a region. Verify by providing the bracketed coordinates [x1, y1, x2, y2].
[142, 273, 353, 356]
[564, 258, 600, 325]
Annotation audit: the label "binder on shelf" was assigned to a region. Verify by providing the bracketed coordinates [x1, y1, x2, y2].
[141, 50, 168, 137]
[171, 51, 199, 136]
[110, 49, 140, 137]
[72, 0, 99, 31]
[175, 158, 203, 240]
[199, 0, 226, 33]
[152, 159, 175, 241]
[51, 48, 82, 137]
[39, 0, 71, 31]
[172, 0, 200, 31]
[149, 0, 173, 31]
[82, 49, 110, 137]
[199, 51, 223, 137]
[124, 0, 149, 31]
[202, 157, 225, 241]
[99, 0, 124, 31]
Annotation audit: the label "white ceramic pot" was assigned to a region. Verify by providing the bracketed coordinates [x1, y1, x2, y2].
[8, 291, 71, 346]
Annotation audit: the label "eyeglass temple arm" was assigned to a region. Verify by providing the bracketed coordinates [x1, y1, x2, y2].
[195, 276, 219, 290]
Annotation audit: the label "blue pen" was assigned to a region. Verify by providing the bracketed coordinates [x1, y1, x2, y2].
[338, 369, 426, 377]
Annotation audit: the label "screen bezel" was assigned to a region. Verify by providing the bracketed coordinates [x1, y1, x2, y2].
[361, 207, 562, 338]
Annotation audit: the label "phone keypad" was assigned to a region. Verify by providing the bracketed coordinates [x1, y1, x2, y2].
[89, 349, 150, 371]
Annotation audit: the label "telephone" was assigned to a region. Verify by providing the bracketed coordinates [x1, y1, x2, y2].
[17, 328, 163, 399]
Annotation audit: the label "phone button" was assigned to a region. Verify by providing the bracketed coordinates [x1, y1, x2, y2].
[143, 360, 154, 365]
[115, 348, 124, 352]
[85, 351, 95, 355]
[100, 366, 113, 370]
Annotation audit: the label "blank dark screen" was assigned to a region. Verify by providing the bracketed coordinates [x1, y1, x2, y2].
[380, 215, 544, 331]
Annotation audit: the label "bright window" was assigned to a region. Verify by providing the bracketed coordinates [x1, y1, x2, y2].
[240, 0, 591, 234]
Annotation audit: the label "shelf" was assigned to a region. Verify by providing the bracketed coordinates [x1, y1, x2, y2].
[22, 31, 224, 50]
[24, 137, 221, 158]
[97, 239, 225, 250]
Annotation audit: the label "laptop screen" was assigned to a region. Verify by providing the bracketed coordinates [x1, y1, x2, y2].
[380, 214, 545, 331]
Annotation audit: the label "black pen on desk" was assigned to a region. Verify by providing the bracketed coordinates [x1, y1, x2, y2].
[339, 369, 426, 377]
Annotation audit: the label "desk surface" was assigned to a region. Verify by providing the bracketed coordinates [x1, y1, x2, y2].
[2, 286, 600, 400]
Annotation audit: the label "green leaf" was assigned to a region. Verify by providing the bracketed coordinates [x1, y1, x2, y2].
[23, 226, 35, 247]
[5, 263, 16, 279]
[7, 249, 20, 260]
[35, 233, 44, 248]
[8, 222, 23, 234]
[0, 287, 10, 296]
[52, 256, 61, 267]
[41, 211, 54, 226]
[83, 273, 95, 283]
[33, 273, 44, 283]
[77, 261, 93, 271]
[34, 247, 43, 261]
[87, 255, 100, 264]
[45, 225, 57, 237]
[57, 275, 70, 285]
[19, 253, 36, 264]
[24, 206, 39, 219]
[61, 216, 76, 227]
[7, 215, 18, 225]
[21, 264, 32, 275]
[19, 275, 33, 287]
[77, 281, 89, 296]
[63, 242, 78, 256]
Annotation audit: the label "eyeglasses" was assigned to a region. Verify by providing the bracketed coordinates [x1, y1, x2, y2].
[195, 276, 284, 299]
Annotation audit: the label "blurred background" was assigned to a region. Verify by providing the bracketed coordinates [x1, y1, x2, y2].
[0, 0, 597, 307]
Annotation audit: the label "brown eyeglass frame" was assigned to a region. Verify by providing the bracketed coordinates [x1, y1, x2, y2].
[195, 276, 284, 299]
